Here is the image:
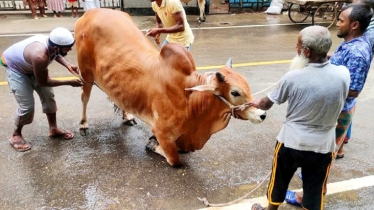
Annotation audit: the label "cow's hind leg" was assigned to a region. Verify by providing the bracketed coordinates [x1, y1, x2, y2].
[146, 133, 181, 167]
[122, 111, 137, 126]
[79, 84, 93, 136]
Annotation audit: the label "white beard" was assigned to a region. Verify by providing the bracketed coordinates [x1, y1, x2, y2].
[290, 53, 310, 71]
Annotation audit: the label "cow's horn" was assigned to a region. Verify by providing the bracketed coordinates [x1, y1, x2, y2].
[225, 58, 232, 68]
[185, 85, 216, 92]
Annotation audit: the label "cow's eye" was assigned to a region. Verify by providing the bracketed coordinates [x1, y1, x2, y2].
[231, 91, 240, 97]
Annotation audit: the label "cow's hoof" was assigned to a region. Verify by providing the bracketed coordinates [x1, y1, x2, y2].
[168, 160, 183, 167]
[146, 138, 159, 151]
[79, 128, 89, 136]
[148, 135, 158, 141]
[198, 18, 206, 23]
[123, 118, 137, 126]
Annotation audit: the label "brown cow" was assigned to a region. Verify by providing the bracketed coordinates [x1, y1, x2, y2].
[75, 9, 266, 167]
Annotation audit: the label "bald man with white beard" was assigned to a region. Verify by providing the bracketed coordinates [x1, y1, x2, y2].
[249, 26, 350, 210]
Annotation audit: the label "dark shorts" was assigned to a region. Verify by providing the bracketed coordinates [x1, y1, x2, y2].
[267, 141, 333, 210]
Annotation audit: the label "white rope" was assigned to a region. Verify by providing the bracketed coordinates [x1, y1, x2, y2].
[252, 80, 281, 96]
[198, 170, 272, 207]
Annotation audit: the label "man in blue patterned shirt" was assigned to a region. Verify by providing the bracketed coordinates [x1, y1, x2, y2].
[330, 3, 373, 159]
[344, 0, 374, 148]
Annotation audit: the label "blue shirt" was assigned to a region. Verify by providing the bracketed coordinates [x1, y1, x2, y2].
[330, 36, 372, 112]
[364, 17, 374, 54]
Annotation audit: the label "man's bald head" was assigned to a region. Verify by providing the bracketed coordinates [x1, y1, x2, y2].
[299, 26, 332, 56]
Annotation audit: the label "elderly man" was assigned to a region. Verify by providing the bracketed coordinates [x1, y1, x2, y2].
[281, 4, 373, 208]
[146, 0, 194, 51]
[1, 27, 83, 152]
[250, 25, 350, 210]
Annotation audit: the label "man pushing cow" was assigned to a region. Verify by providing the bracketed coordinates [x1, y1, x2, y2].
[1, 27, 82, 152]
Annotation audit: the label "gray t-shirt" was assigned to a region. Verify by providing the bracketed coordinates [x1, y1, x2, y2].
[268, 61, 350, 153]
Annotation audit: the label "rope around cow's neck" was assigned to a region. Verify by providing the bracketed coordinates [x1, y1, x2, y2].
[211, 73, 280, 119]
[197, 170, 272, 207]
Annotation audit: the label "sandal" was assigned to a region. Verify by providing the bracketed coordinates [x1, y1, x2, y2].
[49, 130, 74, 140]
[336, 154, 344, 159]
[252, 203, 265, 210]
[9, 135, 31, 152]
[285, 190, 302, 207]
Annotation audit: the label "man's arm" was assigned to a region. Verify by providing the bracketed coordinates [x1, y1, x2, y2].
[345, 56, 369, 98]
[146, 11, 185, 37]
[27, 43, 81, 87]
[55, 55, 79, 76]
[348, 90, 360, 98]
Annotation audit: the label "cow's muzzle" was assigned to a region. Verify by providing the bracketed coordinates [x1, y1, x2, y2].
[214, 94, 263, 120]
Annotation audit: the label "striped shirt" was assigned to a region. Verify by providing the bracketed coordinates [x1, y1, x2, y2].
[47, 0, 65, 12]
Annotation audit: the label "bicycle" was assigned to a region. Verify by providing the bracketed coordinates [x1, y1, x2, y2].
[286, 0, 349, 28]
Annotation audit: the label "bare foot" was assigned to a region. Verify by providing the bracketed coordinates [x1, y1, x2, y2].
[295, 191, 303, 203]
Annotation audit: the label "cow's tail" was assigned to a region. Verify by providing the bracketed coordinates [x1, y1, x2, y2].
[110, 99, 137, 126]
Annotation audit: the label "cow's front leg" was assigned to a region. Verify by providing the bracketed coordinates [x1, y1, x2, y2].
[122, 111, 137, 126]
[198, 0, 206, 22]
[79, 84, 93, 136]
[146, 134, 181, 167]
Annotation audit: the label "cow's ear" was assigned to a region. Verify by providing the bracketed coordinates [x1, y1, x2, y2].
[225, 58, 232, 68]
[185, 85, 216, 93]
[216, 72, 225, 82]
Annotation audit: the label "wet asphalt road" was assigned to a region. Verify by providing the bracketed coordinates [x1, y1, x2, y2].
[0, 13, 374, 210]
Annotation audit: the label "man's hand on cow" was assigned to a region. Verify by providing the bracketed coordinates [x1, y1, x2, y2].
[67, 65, 80, 77]
[248, 99, 261, 108]
[69, 79, 83, 87]
[146, 28, 160, 37]
[154, 34, 161, 46]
